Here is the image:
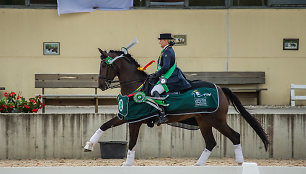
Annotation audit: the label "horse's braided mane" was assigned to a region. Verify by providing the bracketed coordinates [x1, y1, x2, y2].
[109, 50, 148, 76]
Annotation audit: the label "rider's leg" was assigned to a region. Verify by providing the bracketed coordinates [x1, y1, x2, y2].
[150, 85, 168, 125]
[150, 84, 165, 96]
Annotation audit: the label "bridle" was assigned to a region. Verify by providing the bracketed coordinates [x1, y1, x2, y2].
[99, 54, 145, 90]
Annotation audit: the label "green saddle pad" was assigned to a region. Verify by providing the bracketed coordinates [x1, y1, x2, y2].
[117, 86, 219, 122]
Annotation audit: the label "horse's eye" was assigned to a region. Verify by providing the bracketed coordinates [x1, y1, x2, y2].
[101, 62, 107, 67]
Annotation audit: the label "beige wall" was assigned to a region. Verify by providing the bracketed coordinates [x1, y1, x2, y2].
[0, 8, 306, 105]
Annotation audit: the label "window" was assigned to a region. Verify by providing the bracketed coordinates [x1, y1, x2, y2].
[0, 0, 24, 5]
[232, 0, 267, 6]
[30, 0, 57, 4]
[268, 0, 306, 7]
[189, 0, 225, 7]
[0, 0, 56, 6]
[134, 0, 146, 7]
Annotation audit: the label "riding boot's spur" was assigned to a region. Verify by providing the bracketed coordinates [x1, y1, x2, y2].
[152, 91, 168, 126]
[157, 106, 168, 126]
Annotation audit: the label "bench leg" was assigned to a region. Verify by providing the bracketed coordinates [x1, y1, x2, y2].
[42, 99, 46, 113]
[257, 91, 261, 105]
[95, 98, 98, 113]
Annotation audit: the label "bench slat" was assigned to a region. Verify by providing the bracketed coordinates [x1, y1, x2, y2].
[35, 74, 98, 80]
[230, 88, 267, 91]
[36, 81, 98, 88]
[291, 84, 306, 89]
[184, 72, 265, 84]
[35, 74, 99, 88]
[40, 94, 117, 99]
[292, 96, 306, 100]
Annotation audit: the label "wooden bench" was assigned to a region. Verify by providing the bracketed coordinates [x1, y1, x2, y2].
[184, 72, 267, 105]
[35, 74, 117, 113]
[290, 84, 306, 106]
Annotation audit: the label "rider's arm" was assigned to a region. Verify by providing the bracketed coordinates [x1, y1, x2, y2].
[154, 49, 172, 78]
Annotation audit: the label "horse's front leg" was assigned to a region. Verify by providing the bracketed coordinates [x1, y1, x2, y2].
[84, 116, 125, 152]
[122, 122, 142, 166]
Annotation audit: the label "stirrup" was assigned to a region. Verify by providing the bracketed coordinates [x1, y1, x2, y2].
[84, 141, 94, 152]
[157, 114, 168, 126]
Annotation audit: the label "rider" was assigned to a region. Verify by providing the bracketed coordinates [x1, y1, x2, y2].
[150, 33, 191, 125]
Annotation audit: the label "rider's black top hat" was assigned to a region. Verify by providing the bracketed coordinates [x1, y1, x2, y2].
[158, 33, 173, 40]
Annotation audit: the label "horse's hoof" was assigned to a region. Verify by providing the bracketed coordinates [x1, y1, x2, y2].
[83, 141, 94, 152]
[121, 162, 133, 166]
[194, 163, 203, 166]
[237, 162, 243, 166]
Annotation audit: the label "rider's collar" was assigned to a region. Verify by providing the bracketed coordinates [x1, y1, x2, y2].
[162, 44, 170, 50]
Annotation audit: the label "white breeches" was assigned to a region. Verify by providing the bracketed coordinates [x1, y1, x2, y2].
[150, 84, 165, 96]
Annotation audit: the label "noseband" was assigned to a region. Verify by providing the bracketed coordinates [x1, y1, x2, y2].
[99, 54, 143, 90]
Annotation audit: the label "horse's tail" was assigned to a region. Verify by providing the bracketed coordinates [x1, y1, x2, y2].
[221, 87, 269, 151]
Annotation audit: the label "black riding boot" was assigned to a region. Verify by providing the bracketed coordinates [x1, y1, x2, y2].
[152, 91, 168, 126]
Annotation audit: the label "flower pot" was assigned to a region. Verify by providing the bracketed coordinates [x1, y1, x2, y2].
[11, 109, 21, 113]
[99, 141, 127, 159]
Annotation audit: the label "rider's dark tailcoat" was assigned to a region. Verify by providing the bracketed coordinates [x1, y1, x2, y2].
[155, 46, 191, 92]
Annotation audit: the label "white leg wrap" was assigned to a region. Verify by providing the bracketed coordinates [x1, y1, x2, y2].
[84, 129, 104, 151]
[195, 149, 211, 166]
[122, 150, 135, 166]
[89, 129, 104, 144]
[84, 141, 94, 151]
[234, 144, 244, 163]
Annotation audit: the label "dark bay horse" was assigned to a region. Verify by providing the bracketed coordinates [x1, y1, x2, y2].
[84, 49, 269, 166]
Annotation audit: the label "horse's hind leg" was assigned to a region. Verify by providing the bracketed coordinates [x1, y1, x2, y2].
[212, 120, 244, 164]
[122, 122, 142, 166]
[195, 117, 216, 166]
[84, 117, 125, 152]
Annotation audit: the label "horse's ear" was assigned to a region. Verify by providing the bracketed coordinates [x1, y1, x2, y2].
[98, 48, 104, 54]
[98, 48, 107, 58]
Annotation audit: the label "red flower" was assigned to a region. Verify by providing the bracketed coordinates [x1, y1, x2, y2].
[0, 108, 2, 111]
[17, 96, 20, 99]
[4, 92, 7, 97]
[32, 109, 38, 113]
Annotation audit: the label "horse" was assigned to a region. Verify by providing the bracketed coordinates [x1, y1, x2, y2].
[83, 48, 269, 166]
